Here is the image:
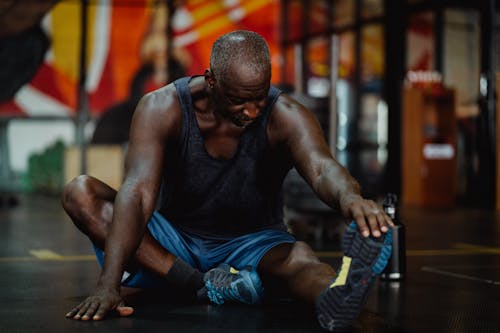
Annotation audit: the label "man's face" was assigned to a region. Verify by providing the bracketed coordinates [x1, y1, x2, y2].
[210, 64, 270, 128]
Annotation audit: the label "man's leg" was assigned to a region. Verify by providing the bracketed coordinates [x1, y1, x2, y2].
[257, 241, 335, 304]
[258, 225, 392, 332]
[62, 175, 177, 277]
[62, 175, 261, 303]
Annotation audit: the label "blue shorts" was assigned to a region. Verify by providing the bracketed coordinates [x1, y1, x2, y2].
[94, 211, 296, 288]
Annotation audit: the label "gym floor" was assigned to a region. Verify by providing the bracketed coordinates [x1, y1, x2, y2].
[1, 194, 499, 333]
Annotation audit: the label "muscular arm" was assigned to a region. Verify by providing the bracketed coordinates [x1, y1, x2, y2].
[67, 86, 181, 321]
[98, 90, 176, 290]
[269, 95, 393, 237]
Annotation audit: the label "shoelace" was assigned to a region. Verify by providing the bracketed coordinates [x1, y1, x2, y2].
[206, 279, 239, 304]
[207, 267, 244, 303]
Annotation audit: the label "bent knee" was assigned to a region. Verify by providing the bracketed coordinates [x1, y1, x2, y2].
[263, 241, 321, 275]
[61, 175, 94, 212]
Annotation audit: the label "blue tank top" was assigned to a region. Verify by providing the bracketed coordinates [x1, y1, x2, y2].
[157, 76, 290, 238]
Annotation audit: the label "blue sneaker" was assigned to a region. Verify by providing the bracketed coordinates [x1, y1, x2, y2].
[316, 222, 392, 332]
[198, 263, 263, 305]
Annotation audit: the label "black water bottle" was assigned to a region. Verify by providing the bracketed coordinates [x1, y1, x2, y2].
[380, 193, 406, 280]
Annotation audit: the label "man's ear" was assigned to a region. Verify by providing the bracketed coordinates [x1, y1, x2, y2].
[204, 69, 215, 88]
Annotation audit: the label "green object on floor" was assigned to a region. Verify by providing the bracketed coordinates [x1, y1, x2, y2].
[23, 140, 65, 194]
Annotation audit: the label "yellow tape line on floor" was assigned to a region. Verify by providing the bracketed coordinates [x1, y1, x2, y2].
[30, 249, 63, 260]
[0, 249, 95, 262]
[0, 243, 498, 263]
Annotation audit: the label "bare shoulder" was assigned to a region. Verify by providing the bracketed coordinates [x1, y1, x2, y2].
[267, 93, 323, 146]
[132, 83, 182, 141]
[136, 83, 180, 123]
[273, 93, 307, 114]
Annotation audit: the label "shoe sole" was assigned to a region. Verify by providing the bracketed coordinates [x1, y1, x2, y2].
[317, 222, 392, 332]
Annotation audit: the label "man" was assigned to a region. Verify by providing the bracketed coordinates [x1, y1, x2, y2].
[62, 30, 393, 332]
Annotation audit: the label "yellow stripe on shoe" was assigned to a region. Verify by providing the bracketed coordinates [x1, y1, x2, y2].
[330, 256, 352, 288]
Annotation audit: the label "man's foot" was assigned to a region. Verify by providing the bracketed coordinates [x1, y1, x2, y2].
[316, 222, 392, 332]
[198, 263, 263, 305]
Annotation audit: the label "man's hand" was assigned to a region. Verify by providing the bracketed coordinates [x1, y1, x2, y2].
[65, 286, 134, 321]
[340, 194, 394, 238]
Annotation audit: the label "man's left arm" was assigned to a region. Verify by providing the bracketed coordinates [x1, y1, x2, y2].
[270, 94, 393, 237]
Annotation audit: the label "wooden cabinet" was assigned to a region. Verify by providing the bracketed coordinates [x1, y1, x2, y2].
[402, 87, 457, 207]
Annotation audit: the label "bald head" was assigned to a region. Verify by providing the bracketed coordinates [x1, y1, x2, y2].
[209, 30, 271, 83]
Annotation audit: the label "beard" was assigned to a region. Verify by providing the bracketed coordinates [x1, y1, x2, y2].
[219, 108, 257, 127]
[232, 115, 254, 127]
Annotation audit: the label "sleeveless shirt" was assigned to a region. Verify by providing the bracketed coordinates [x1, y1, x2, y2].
[157, 76, 290, 238]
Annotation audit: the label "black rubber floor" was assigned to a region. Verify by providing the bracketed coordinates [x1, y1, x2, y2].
[1, 194, 499, 332]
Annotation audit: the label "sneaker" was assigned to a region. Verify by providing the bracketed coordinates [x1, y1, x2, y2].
[316, 222, 393, 332]
[198, 263, 263, 305]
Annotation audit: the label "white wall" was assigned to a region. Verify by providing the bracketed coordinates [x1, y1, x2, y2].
[7, 120, 75, 172]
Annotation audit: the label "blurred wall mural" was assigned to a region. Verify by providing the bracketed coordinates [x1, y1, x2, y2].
[0, 0, 282, 118]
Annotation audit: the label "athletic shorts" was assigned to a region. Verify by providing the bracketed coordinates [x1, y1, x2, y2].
[93, 211, 296, 288]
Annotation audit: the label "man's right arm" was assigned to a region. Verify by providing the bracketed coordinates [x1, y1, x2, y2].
[66, 86, 181, 321]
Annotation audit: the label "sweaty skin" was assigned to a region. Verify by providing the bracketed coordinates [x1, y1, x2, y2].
[63, 49, 393, 321]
